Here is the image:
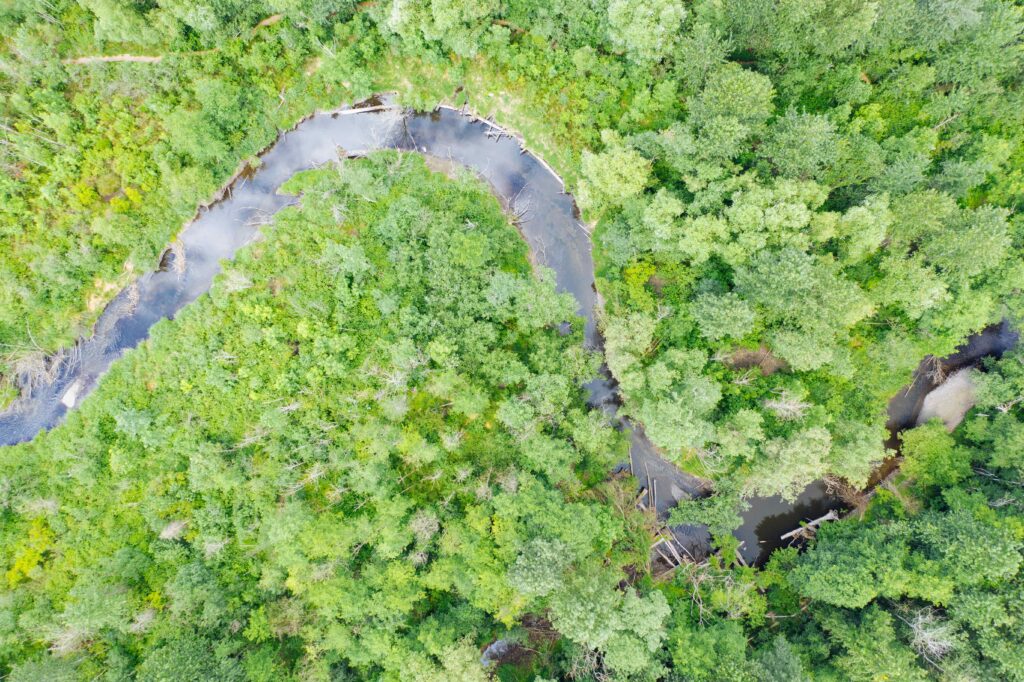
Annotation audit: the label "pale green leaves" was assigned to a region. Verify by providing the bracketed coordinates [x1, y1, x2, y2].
[900, 419, 971, 489]
[507, 537, 572, 597]
[743, 427, 832, 501]
[734, 248, 872, 370]
[486, 269, 578, 330]
[871, 254, 949, 320]
[692, 292, 757, 342]
[674, 22, 732, 93]
[578, 132, 652, 217]
[607, 0, 687, 64]
[828, 420, 889, 487]
[603, 312, 656, 391]
[690, 62, 776, 132]
[382, 0, 500, 56]
[761, 109, 839, 181]
[630, 349, 722, 453]
[714, 409, 765, 464]
[642, 188, 685, 241]
[549, 571, 671, 677]
[604, 311, 723, 453]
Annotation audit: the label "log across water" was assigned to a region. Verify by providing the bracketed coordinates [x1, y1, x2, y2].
[0, 97, 1015, 565]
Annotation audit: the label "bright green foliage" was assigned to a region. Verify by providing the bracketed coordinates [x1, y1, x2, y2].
[689, 63, 775, 132]
[974, 351, 1024, 416]
[967, 348, 1024, 475]
[817, 607, 930, 682]
[135, 633, 246, 682]
[578, 132, 652, 216]
[0, 1, 366, 394]
[507, 538, 572, 597]
[549, 570, 670, 676]
[790, 505, 1021, 610]
[743, 427, 832, 501]
[772, 361, 1024, 680]
[900, 419, 971, 489]
[0, 156, 655, 679]
[590, 0, 1024, 507]
[735, 248, 872, 370]
[663, 557, 769, 682]
[760, 109, 838, 181]
[788, 521, 918, 609]
[606, 336, 723, 457]
[377, 0, 500, 57]
[670, 618, 752, 681]
[3, 0, 1024, 679]
[672, 22, 731, 94]
[669, 478, 750, 535]
[756, 635, 808, 682]
[828, 420, 889, 488]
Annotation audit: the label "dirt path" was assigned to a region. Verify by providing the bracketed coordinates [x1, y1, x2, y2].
[62, 54, 164, 64]
[62, 14, 284, 65]
[61, 49, 221, 65]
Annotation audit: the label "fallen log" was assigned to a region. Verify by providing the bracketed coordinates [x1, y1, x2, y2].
[660, 532, 684, 565]
[780, 510, 839, 542]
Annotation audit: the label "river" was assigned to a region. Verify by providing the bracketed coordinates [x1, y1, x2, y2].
[0, 96, 1016, 565]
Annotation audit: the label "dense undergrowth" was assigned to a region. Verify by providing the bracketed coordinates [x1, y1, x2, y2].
[2, 1, 1024, 680]
[0, 155, 660, 679]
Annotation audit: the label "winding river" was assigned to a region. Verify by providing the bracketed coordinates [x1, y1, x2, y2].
[0, 96, 1016, 564]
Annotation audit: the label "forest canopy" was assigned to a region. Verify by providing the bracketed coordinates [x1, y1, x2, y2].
[1, 0, 1023, 680]
[1, 155, 654, 679]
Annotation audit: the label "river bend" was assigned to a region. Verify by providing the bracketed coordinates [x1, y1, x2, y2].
[1, 96, 1015, 564]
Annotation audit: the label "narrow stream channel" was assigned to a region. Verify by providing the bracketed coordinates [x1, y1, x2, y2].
[735, 320, 1018, 564]
[0, 96, 1016, 565]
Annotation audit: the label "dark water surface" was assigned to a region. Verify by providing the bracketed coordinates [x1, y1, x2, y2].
[0, 97, 1015, 566]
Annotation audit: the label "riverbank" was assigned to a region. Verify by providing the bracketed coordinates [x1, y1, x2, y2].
[2, 94, 1016, 573]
